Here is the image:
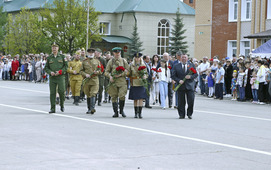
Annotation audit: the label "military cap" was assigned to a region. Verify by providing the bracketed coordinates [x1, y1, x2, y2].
[95, 48, 102, 53]
[112, 47, 122, 52]
[134, 52, 143, 58]
[52, 42, 59, 47]
[87, 48, 95, 53]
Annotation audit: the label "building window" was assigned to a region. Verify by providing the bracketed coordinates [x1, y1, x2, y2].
[240, 41, 250, 57]
[157, 19, 170, 57]
[241, 0, 251, 21]
[228, 40, 237, 59]
[268, 0, 271, 19]
[99, 22, 110, 35]
[189, 0, 193, 3]
[229, 0, 238, 22]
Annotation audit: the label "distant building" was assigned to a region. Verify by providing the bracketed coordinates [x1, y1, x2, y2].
[0, 0, 195, 58]
[183, 0, 196, 9]
[194, 0, 271, 60]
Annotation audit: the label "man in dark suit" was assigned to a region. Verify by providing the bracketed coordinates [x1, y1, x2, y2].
[157, 53, 174, 108]
[143, 55, 152, 108]
[172, 52, 182, 108]
[172, 53, 198, 119]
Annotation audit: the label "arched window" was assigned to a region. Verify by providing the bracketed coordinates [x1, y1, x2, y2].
[157, 19, 170, 57]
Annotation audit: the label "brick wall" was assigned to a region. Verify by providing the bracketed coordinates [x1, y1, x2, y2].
[211, 0, 237, 59]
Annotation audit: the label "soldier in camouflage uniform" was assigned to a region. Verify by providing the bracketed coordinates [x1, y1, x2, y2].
[95, 48, 107, 106]
[44, 43, 68, 113]
[67, 51, 83, 106]
[80, 48, 102, 114]
[105, 47, 129, 118]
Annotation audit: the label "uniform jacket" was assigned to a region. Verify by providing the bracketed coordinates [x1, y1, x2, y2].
[105, 57, 129, 86]
[128, 62, 147, 87]
[67, 60, 83, 81]
[44, 53, 68, 76]
[80, 58, 101, 85]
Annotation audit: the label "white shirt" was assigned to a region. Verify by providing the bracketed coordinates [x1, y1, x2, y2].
[158, 67, 171, 83]
[257, 65, 266, 83]
[199, 62, 210, 74]
[216, 67, 225, 84]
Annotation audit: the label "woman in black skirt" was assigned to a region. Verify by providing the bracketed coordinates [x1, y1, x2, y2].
[128, 52, 148, 118]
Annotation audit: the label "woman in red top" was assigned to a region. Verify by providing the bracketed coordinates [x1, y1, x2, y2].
[11, 56, 20, 80]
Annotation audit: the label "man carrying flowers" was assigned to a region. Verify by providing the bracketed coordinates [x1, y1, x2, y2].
[171, 52, 198, 119]
[44, 42, 68, 114]
[80, 48, 102, 114]
[105, 47, 129, 118]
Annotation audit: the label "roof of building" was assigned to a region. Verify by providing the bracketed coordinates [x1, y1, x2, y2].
[0, 0, 195, 15]
[102, 35, 132, 44]
[244, 29, 271, 39]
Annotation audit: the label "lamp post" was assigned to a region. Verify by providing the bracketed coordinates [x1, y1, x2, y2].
[86, 0, 90, 50]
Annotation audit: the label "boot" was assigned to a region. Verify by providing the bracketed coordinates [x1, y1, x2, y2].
[108, 96, 111, 103]
[138, 106, 143, 119]
[72, 96, 75, 104]
[112, 102, 118, 118]
[134, 106, 138, 118]
[119, 100, 126, 118]
[74, 96, 79, 106]
[90, 97, 96, 114]
[86, 98, 91, 114]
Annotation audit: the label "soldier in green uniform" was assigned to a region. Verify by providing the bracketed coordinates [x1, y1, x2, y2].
[67, 51, 83, 106]
[44, 43, 68, 113]
[95, 48, 107, 106]
[105, 47, 129, 118]
[80, 48, 102, 114]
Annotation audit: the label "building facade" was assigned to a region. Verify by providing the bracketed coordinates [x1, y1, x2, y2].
[195, 0, 271, 60]
[183, 0, 196, 9]
[0, 0, 195, 58]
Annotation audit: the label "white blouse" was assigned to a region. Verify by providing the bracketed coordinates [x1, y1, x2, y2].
[157, 67, 171, 83]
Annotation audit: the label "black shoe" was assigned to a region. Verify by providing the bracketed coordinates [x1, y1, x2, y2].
[179, 117, 185, 119]
[145, 105, 152, 109]
[174, 106, 178, 109]
[119, 100, 126, 117]
[49, 110, 55, 114]
[112, 113, 119, 118]
[103, 100, 107, 103]
[60, 107, 65, 112]
[188, 116, 192, 119]
[91, 109, 96, 114]
[169, 105, 172, 108]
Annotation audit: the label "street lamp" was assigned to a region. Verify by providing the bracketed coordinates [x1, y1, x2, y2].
[86, 0, 90, 50]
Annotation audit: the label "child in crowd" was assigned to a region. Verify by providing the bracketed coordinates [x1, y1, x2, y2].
[20, 60, 25, 80]
[250, 71, 259, 103]
[236, 67, 246, 101]
[206, 69, 214, 97]
[231, 72, 237, 100]
[157, 60, 171, 110]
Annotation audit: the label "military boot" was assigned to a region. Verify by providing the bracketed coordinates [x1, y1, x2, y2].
[90, 97, 96, 114]
[119, 100, 126, 118]
[112, 102, 119, 118]
[74, 96, 79, 106]
[138, 106, 143, 119]
[134, 106, 138, 118]
[86, 98, 91, 114]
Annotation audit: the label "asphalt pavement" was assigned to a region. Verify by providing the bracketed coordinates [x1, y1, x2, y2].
[0, 80, 270, 170]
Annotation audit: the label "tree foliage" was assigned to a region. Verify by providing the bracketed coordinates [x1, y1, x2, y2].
[0, 6, 7, 53]
[5, 8, 42, 55]
[169, 8, 188, 56]
[129, 22, 144, 57]
[40, 0, 101, 54]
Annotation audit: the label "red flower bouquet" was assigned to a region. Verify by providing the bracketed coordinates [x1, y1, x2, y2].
[106, 66, 126, 91]
[151, 68, 157, 72]
[174, 67, 197, 92]
[58, 70, 63, 75]
[156, 68, 162, 73]
[168, 66, 172, 69]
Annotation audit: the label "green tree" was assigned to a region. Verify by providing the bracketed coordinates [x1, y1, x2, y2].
[169, 8, 188, 56]
[0, 6, 7, 53]
[40, 0, 101, 54]
[129, 22, 144, 57]
[5, 8, 42, 55]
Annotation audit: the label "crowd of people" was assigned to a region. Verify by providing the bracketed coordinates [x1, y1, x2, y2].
[1, 47, 270, 118]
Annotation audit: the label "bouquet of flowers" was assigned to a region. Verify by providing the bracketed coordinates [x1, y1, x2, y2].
[174, 67, 197, 92]
[82, 65, 102, 86]
[106, 66, 126, 91]
[168, 66, 172, 69]
[138, 66, 149, 95]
